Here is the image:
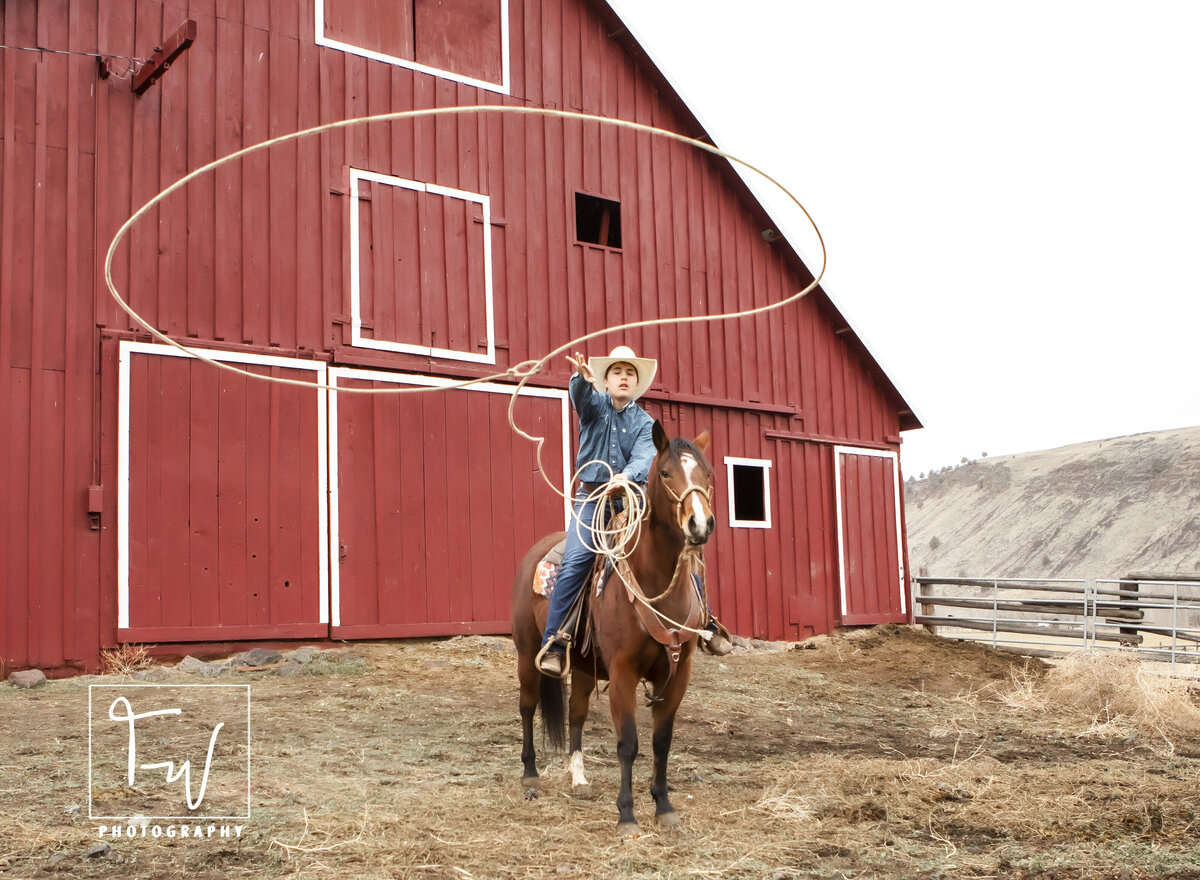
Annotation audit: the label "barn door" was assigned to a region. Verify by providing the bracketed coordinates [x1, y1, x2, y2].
[329, 368, 569, 638]
[834, 446, 907, 625]
[117, 342, 329, 642]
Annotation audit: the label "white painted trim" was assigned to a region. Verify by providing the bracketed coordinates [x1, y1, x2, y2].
[348, 168, 497, 365]
[117, 345, 132, 628]
[723, 456, 772, 529]
[116, 342, 330, 630]
[327, 368, 571, 629]
[833, 446, 906, 618]
[313, 0, 511, 95]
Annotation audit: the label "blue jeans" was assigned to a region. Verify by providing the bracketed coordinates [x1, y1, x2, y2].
[541, 491, 608, 652]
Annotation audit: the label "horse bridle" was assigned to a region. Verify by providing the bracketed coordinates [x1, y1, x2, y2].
[659, 470, 714, 537]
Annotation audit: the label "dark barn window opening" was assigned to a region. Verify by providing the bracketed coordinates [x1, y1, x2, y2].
[574, 192, 622, 249]
[732, 463, 768, 524]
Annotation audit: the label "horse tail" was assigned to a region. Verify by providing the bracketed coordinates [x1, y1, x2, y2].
[539, 674, 567, 752]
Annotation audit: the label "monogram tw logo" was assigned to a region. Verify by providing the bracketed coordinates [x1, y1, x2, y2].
[107, 695, 223, 810]
[89, 685, 250, 822]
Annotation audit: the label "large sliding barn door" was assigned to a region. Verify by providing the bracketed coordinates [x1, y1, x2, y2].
[329, 368, 569, 638]
[118, 342, 328, 642]
[834, 446, 907, 626]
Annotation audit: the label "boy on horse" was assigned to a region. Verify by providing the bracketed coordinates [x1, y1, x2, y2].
[536, 345, 733, 678]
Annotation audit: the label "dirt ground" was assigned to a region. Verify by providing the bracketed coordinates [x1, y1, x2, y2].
[3, 625, 1200, 880]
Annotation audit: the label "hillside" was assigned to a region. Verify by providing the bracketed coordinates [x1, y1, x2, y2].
[905, 426, 1200, 580]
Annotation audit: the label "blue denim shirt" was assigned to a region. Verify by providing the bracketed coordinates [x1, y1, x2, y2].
[569, 373, 656, 485]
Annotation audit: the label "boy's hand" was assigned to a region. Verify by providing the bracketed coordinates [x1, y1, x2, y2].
[566, 352, 595, 383]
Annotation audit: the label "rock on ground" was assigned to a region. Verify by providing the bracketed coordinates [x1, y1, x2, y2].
[283, 646, 319, 664]
[230, 647, 284, 667]
[177, 656, 230, 678]
[133, 666, 169, 682]
[8, 669, 46, 688]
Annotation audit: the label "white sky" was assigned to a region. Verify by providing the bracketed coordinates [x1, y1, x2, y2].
[607, 1, 1200, 478]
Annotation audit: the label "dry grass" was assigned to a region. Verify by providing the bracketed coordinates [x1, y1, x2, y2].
[4, 629, 1200, 879]
[98, 643, 155, 676]
[1002, 650, 1200, 748]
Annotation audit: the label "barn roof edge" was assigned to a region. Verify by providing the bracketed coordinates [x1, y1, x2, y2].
[594, 0, 923, 433]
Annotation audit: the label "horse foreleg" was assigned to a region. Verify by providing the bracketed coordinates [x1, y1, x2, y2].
[517, 651, 541, 787]
[568, 669, 596, 797]
[649, 655, 693, 828]
[608, 663, 641, 835]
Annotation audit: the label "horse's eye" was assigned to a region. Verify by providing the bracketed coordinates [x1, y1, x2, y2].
[659, 469, 670, 478]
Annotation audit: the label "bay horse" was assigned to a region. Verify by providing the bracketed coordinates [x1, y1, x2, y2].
[511, 422, 715, 836]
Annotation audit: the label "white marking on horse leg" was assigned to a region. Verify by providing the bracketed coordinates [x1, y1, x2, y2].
[569, 750, 589, 787]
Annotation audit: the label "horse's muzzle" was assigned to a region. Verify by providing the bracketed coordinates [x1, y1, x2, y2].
[685, 514, 715, 545]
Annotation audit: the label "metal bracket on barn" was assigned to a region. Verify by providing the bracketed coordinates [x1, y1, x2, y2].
[113, 19, 197, 96]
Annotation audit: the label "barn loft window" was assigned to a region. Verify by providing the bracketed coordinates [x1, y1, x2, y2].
[575, 193, 622, 249]
[349, 168, 496, 364]
[725, 457, 772, 529]
[316, 0, 509, 93]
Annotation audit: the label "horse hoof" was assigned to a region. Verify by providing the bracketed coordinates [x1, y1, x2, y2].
[570, 783, 594, 800]
[522, 776, 542, 791]
[617, 822, 642, 839]
[654, 811, 682, 829]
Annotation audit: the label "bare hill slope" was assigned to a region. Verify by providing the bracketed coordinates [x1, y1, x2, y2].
[905, 426, 1200, 579]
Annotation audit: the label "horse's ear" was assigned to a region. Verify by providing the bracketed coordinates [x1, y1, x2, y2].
[652, 420, 670, 454]
[693, 428, 711, 456]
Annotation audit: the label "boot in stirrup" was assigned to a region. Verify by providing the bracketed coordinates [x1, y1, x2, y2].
[701, 618, 733, 656]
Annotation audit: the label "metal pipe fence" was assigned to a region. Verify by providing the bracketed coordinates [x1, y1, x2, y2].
[912, 576, 1200, 678]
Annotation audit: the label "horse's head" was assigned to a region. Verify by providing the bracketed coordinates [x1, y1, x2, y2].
[650, 421, 715, 545]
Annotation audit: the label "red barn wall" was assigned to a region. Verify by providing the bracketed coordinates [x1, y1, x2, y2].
[0, 0, 910, 672]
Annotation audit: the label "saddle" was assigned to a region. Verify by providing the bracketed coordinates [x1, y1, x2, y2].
[531, 537, 606, 659]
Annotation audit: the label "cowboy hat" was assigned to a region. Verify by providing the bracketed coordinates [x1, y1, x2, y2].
[588, 345, 657, 401]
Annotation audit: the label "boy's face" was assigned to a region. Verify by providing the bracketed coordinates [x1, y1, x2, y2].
[604, 362, 639, 407]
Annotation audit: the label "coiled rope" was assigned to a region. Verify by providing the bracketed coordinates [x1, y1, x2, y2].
[566, 458, 710, 639]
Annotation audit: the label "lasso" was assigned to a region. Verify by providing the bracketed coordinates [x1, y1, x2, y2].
[106, 106, 824, 638]
[564, 457, 709, 639]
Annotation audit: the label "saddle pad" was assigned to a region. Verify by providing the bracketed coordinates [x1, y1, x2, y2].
[532, 539, 568, 598]
[530, 505, 628, 598]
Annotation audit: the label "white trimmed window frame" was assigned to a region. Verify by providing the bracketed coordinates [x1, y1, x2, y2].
[348, 168, 497, 365]
[314, 0, 511, 95]
[116, 341, 330, 630]
[327, 368, 571, 628]
[724, 456, 773, 529]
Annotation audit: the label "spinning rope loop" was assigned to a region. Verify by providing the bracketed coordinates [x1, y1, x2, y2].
[104, 105, 826, 506]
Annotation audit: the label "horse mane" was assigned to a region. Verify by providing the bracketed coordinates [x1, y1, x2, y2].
[665, 436, 711, 471]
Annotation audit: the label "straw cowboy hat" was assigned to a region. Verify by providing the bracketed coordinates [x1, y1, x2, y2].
[588, 345, 657, 401]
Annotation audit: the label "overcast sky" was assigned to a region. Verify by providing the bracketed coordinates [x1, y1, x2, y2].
[607, 1, 1200, 478]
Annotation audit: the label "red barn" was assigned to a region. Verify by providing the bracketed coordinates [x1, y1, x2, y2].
[0, 0, 921, 675]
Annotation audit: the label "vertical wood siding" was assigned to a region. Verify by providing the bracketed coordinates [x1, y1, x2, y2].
[121, 349, 327, 641]
[330, 372, 568, 637]
[0, 0, 910, 671]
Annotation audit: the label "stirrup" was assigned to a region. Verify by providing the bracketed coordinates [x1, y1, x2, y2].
[535, 634, 571, 679]
[700, 618, 733, 656]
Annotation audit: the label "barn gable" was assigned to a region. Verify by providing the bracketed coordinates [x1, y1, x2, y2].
[0, 0, 917, 674]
